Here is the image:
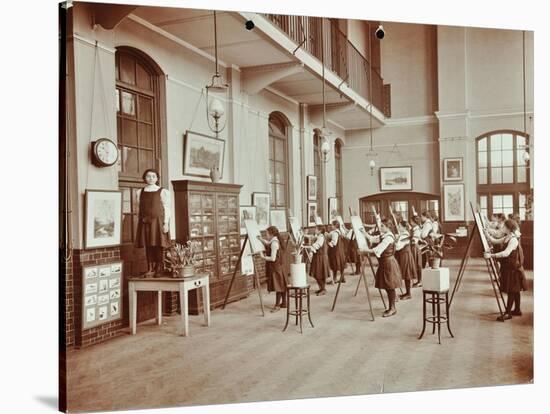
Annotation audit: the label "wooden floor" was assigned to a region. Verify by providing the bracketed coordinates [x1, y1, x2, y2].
[66, 259, 533, 413]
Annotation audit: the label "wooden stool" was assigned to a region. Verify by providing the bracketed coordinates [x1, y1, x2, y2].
[283, 285, 314, 334]
[418, 289, 454, 344]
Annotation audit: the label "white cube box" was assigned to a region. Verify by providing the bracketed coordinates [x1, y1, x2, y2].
[290, 263, 307, 287]
[422, 267, 450, 292]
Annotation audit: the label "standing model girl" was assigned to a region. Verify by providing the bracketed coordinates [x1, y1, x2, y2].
[134, 169, 171, 277]
[258, 226, 288, 312]
[410, 215, 423, 285]
[328, 220, 348, 284]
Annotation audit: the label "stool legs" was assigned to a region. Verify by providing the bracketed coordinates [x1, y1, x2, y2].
[437, 294, 442, 344]
[419, 291, 427, 340]
[307, 287, 314, 328]
[283, 289, 290, 332]
[299, 291, 303, 334]
[431, 292, 436, 335]
[445, 292, 454, 338]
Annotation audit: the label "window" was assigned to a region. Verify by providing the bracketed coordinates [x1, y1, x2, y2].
[391, 201, 408, 222]
[116, 48, 161, 245]
[476, 130, 531, 219]
[313, 131, 324, 219]
[420, 199, 439, 220]
[335, 140, 343, 217]
[269, 113, 289, 209]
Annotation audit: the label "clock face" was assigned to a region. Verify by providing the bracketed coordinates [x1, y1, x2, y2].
[94, 139, 118, 166]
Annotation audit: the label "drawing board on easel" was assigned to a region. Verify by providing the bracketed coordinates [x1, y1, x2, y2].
[470, 202, 490, 252]
[350, 216, 368, 252]
[335, 215, 346, 230]
[288, 216, 302, 243]
[244, 219, 265, 254]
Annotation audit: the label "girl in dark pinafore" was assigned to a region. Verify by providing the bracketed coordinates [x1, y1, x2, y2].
[364, 218, 402, 317]
[259, 226, 288, 312]
[485, 219, 528, 321]
[328, 220, 348, 283]
[135, 169, 171, 277]
[306, 225, 331, 295]
[395, 220, 417, 300]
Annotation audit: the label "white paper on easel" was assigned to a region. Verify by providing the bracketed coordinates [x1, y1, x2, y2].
[288, 216, 302, 243]
[240, 238, 254, 275]
[244, 219, 265, 254]
[351, 216, 368, 251]
[335, 215, 346, 230]
[473, 212, 491, 252]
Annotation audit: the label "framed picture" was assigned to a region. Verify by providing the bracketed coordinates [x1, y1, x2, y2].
[307, 175, 317, 200]
[379, 166, 413, 191]
[443, 157, 463, 181]
[84, 190, 122, 249]
[328, 197, 338, 223]
[239, 206, 256, 235]
[252, 192, 270, 231]
[307, 202, 317, 227]
[270, 209, 287, 232]
[443, 184, 465, 222]
[183, 130, 225, 178]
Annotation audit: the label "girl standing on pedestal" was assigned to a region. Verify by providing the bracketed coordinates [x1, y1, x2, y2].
[364, 218, 403, 317]
[258, 226, 288, 312]
[134, 169, 171, 277]
[305, 225, 330, 296]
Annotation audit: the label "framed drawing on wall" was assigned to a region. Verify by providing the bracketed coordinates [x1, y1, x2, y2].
[84, 190, 122, 249]
[379, 166, 413, 191]
[307, 202, 317, 227]
[328, 197, 338, 223]
[252, 192, 270, 231]
[443, 157, 463, 181]
[239, 206, 256, 235]
[183, 131, 225, 178]
[307, 175, 317, 200]
[443, 184, 465, 222]
[270, 209, 287, 232]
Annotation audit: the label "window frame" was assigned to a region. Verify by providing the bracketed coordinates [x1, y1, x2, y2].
[268, 113, 290, 210]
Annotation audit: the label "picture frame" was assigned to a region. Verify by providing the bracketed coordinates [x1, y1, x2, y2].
[328, 197, 338, 223]
[443, 157, 463, 181]
[307, 175, 317, 200]
[379, 166, 413, 191]
[239, 206, 256, 235]
[270, 209, 287, 232]
[183, 130, 225, 178]
[443, 183, 465, 222]
[251, 192, 270, 231]
[306, 202, 317, 227]
[84, 190, 122, 249]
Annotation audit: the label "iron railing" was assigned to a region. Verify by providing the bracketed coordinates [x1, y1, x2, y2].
[265, 14, 387, 114]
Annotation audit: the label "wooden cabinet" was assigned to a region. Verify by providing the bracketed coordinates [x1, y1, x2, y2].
[172, 180, 250, 314]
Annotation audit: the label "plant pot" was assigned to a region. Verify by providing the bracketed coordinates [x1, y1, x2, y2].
[432, 257, 441, 269]
[179, 265, 195, 278]
[292, 252, 303, 264]
[290, 263, 307, 287]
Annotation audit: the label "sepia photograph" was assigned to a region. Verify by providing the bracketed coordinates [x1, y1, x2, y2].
[56, 1, 539, 413]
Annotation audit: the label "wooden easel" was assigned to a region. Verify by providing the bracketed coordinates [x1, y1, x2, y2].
[330, 222, 376, 320]
[449, 204, 506, 318]
[222, 234, 265, 316]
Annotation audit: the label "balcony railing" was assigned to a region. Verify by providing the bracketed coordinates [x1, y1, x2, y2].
[265, 14, 387, 115]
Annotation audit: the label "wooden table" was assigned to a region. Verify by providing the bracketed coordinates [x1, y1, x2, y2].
[128, 274, 211, 337]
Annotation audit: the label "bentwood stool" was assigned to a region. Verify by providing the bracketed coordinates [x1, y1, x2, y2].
[418, 289, 454, 344]
[283, 285, 314, 334]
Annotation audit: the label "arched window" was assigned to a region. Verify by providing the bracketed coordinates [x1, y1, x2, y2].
[335, 139, 343, 215]
[313, 131, 324, 219]
[116, 47, 165, 276]
[476, 130, 530, 220]
[268, 113, 290, 209]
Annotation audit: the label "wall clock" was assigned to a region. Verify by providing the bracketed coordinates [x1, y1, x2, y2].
[91, 138, 118, 167]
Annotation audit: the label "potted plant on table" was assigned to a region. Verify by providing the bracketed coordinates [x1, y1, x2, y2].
[164, 241, 197, 278]
[419, 234, 457, 269]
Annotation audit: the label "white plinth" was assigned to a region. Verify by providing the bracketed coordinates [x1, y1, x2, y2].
[422, 267, 450, 292]
[290, 263, 307, 287]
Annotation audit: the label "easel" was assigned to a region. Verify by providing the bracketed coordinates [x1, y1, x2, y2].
[222, 234, 265, 316]
[449, 203, 506, 318]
